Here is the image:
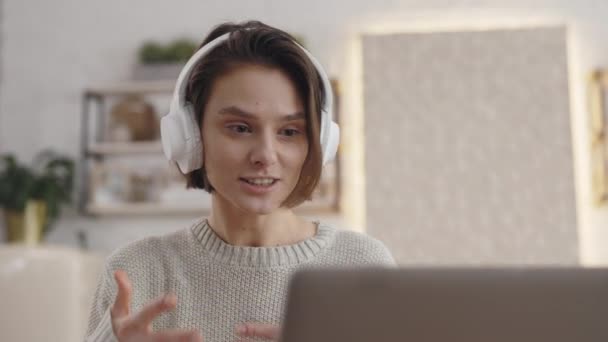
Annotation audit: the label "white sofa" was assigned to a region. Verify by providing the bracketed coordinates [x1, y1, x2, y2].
[0, 244, 104, 342]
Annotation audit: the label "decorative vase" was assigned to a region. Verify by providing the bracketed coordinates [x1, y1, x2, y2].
[3, 200, 47, 245]
[110, 95, 159, 141]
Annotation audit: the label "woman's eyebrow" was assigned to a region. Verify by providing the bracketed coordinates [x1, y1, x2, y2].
[218, 106, 305, 121]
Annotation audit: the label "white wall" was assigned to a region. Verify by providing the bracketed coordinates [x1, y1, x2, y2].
[2, 0, 608, 263]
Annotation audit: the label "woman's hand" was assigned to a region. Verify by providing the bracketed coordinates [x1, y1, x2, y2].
[111, 270, 203, 342]
[235, 323, 281, 341]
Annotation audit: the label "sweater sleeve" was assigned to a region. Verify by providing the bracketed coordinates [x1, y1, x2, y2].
[368, 237, 397, 266]
[376, 241, 397, 266]
[332, 229, 397, 267]
[84, 264, 118, 342]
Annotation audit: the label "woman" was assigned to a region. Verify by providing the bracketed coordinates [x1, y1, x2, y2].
[85, 21, 394, 342]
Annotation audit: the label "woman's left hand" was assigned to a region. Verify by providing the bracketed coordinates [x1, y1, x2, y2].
[236, 323, 280, 341]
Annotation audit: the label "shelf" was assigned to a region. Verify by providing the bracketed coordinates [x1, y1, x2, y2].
[85, 80, 175, 97]
[88, 141, 163, 155]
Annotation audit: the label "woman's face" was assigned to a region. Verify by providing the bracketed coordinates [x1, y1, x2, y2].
[201, 64, 309, 214]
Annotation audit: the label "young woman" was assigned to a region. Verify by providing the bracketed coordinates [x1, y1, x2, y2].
[85, 21, 394, 342]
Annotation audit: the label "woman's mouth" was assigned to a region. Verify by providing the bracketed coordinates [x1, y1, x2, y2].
[239, 177, 279, 194]
[240, 177, 278, 187]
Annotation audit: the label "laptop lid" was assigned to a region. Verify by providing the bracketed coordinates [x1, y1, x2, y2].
[281, 267, 608, 342]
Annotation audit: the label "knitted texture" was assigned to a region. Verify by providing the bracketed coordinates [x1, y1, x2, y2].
[85, 218, 395, 341]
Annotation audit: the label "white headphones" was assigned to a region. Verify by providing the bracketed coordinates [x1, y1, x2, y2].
[160, 31, 340, 174]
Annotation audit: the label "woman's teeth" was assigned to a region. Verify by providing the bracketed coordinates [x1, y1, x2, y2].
[244, 178, 276, 186]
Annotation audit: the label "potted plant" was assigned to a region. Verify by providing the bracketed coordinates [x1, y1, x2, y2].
[0, 150, 74, 244]
[133, 38, 198, 81]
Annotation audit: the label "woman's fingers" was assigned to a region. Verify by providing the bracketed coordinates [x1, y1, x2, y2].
[236, 323, 280, 340]
[149, 329, 203, 342]
[129, 293, 177, 329]
[111, 270, 132, 319]
[109, 271, 197, 341]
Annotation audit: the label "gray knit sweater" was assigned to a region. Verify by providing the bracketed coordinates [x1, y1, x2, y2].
[84, 218, 395, 342]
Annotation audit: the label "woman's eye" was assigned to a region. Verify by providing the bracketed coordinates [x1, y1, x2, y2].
[280, 128, 301, 137]
[228, 124, 251, 133]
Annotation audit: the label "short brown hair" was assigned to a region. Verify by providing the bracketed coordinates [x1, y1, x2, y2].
[182, 20, 325, 208]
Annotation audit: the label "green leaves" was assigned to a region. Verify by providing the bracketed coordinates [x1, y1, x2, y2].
[0, 151, 74, 233]
[167, 39, 198, 62]
[138, 41, 167, 64]
[0, 155, 34, 211]
[138, 38, 197, 64]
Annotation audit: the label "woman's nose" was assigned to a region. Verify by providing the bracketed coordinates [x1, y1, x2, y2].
[249, 131, 278, 167]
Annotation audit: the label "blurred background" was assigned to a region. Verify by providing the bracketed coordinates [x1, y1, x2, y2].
[2, 0, 608, 339]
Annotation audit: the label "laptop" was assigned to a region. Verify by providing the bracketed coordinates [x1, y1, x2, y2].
[280, 267, 608, 342]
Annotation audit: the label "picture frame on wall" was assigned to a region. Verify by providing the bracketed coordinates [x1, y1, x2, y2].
[589, 70, 608, 205]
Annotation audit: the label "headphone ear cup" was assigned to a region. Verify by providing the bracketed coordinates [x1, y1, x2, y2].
[161, 113, 187, 161]
[160, 105, 203, 174]
[180, 104, 203, 172]
[323, 121, 340, 165]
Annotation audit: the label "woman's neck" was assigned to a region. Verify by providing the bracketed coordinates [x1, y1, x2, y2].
[207, 195, 316, 247]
